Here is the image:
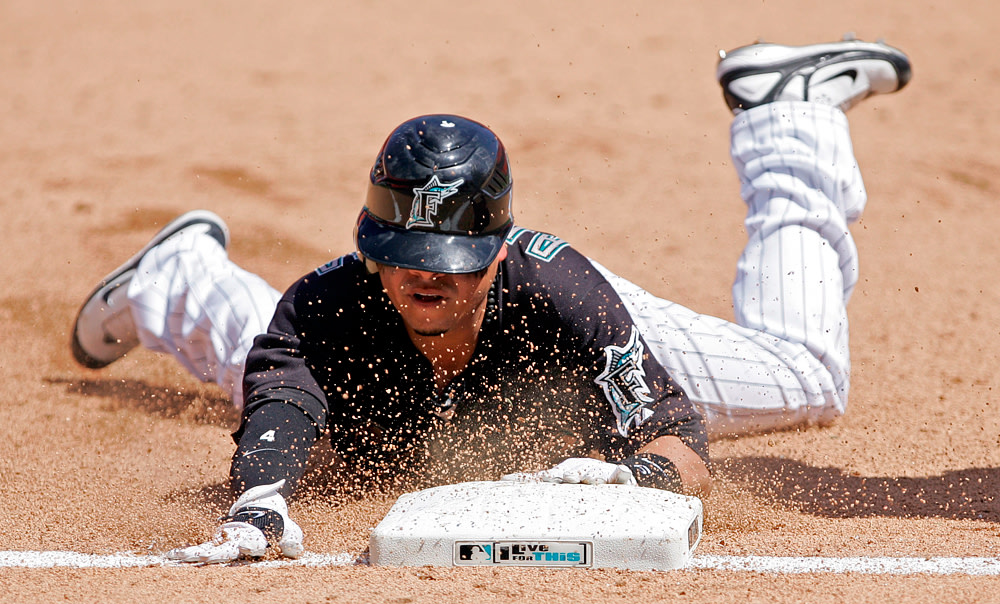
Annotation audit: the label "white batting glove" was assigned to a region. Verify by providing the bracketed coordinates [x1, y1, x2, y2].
[166, 480, 304, 564]
[501, 457, 637, 486]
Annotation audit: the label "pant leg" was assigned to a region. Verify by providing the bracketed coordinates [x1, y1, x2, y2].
[600, 101, 864, 438]
[732, 101, 864, 407]
[126, 230, 281, 409]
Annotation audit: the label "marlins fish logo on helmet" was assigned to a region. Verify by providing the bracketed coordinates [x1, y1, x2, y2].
[406, 175, 465, 229]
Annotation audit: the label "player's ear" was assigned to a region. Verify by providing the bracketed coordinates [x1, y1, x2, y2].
[356, 252, 379, 274]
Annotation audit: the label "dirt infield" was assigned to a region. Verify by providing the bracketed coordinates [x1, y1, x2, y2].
[4, 0, 1000, 601]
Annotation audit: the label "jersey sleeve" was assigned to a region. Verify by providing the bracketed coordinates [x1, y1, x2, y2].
[228, 276, 331, 497]
[243, 297, 326, 426]
[575, 279, 708, 464]
[234, 257, 367, 444]
[237, 290, 330, 434]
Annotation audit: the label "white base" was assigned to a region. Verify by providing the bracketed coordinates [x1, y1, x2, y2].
[369, 481, 703, 570]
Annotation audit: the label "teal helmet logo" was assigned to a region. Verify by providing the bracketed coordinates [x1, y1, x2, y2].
[406, 176, 465, 230]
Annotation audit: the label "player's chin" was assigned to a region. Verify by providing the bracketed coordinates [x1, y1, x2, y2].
[402, 311, 452, 336]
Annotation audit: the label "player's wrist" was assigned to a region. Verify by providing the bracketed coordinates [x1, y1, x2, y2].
[226, 480, 305, 558]
[616, 452, 683, 493]
[223, 506, 286, 548]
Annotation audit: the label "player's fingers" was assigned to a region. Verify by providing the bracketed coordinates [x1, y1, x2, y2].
[165, 545, 207, 563]
[539, 470, 565, 483]
[609, 465, 637, 485]
[514, 467, 563, 483]
[198, 542, 241, 565]
[165, 541, 235, 564]
[166, 523, 266, 564]
[500, 471, 541, 482]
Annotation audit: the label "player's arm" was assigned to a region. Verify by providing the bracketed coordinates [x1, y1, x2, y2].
[232, 289, 331, 498]
[636, 434, 712, 498]
[169, 281, 331, 564]
[578, 276, 711, 495]
[516, 257, 712, 497]
[233, 255, 371, 497]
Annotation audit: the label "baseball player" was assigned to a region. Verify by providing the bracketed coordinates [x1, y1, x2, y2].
[70, 37, 910, 563]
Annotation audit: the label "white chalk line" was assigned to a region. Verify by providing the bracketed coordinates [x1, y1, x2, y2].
[0, 551, 365, 569]
[4, 551, 1000, 575]
[688, 555, 1000, 575]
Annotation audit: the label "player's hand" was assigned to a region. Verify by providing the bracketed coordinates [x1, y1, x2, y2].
[501, 457, 637, 486]
[166, 479, 304, 564]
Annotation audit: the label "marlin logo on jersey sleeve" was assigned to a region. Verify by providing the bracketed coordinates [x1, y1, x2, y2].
[406, 175, 464, 229]
[595, 327, 654, 437]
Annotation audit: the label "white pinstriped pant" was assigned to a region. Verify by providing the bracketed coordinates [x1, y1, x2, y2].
[127, 237, 280, 410]
[127, 101, 863, 437]
[603, 101, 862, 437]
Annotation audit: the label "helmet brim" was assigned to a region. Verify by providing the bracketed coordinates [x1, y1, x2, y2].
[356, 212, 510, 274]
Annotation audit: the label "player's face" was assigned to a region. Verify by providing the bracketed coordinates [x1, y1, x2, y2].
[378, 247, 507, 338]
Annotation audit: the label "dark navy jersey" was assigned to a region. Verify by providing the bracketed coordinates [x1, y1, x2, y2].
[238, 228, 707, 485]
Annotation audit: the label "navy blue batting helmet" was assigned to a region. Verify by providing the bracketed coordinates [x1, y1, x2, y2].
[355, 114, 513, 274]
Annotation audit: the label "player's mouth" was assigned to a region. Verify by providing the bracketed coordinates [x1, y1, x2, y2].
[412, 292, 446, 304]
[404, 284, 454, 307]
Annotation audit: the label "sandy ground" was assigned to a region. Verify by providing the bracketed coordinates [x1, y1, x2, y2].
[3, 0, 1000, 601]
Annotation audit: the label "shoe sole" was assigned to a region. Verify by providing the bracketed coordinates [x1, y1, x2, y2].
[717, 40, 912, 108]
[70, 209, 230, 368]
